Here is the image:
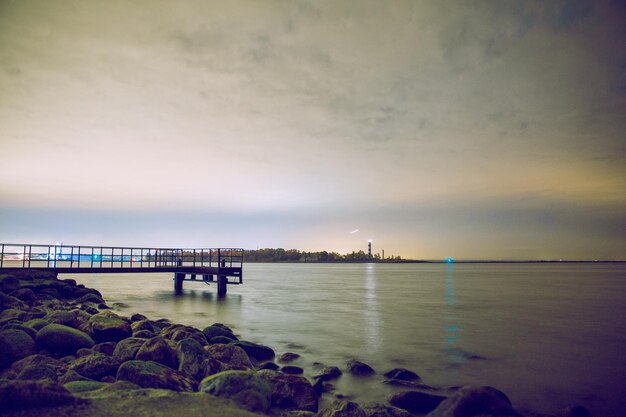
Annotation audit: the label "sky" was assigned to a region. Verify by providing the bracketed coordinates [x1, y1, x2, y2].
[0, 0, 624, 260]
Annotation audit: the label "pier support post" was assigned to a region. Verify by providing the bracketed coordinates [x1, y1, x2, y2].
[174, 273, 185, 293]
[217, 275, 227, 297]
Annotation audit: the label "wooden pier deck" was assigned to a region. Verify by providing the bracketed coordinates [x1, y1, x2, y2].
[0, 243, 244, 296]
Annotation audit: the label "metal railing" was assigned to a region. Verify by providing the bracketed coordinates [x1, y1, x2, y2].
[0, 243, 244, 271]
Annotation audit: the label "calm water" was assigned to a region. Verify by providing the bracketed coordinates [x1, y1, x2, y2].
[66, 263, 626, 416]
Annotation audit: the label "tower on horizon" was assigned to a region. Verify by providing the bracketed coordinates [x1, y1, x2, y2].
[368, 240, 372, 257]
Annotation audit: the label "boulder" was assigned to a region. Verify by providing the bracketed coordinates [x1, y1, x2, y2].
[314, 366, 343, 381]
[64, 380, 108, 393]
[16, 364, 58, 382]
[280, 352, 301, 363]
[160, 324, 208, 346]
[347, 359, 375, 376]
[0, 308, 31, 324]
[258, 369, 318, 412]
[87, 311, 132, 343]
[23, 318, 51, 331]
[74, 293, 104, 304]
[113, 337, 146, 362]
[362, 403, 413, 417]
[206, 343, 253, 370]
[133, 330, 155, 339]
[209, 335, 236, 344]
[258, 362, 280, 371]
[130, 313, 148, 322]
[384, 368, 420, 381]
[68, 354, 121, 381]
[0, 379, 78, 409]
[59, 369, 94, 384]
[93, 341, 117, 356]
[233, 340, 275, 362]
[388, 390, 446, 414]
[202, 324, 237, 341]
[427, 386, 516, 417]
[558, 405, 593, 417]
[199, 370, 272, 413]
[44, 310, 78, 327]
[177, 338, 209, 381]
[136, 336, 179, 369]
[282, 365, 304, 375]
[10, 288, 37, 304]
[36, 323, 95, 355]
[0, 291, 28, 310]
[116, 360, 195, 391]
[0, 275, 20, 292]
[2, 322, 37, 339]
[0, 329, 36, 369]
[8, 354, 65, 375]
[319, 400, 368, 417]
[131, 319, 159, 333]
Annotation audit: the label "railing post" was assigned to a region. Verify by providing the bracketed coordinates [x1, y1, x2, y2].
[78, 246, 81, 268]
[70, 246, 74, 268]
[22, 245, 26, 268]
[2, 244, 5, 268]
[28, 245, 32, 268]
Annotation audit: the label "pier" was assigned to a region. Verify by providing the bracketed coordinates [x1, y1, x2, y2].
[0, 243, 244, 297]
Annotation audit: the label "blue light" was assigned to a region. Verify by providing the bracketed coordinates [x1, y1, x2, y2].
[446, 257, 454, 263]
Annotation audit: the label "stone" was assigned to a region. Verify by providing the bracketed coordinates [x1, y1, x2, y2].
[8, 354, 65, 375]
[427, 386, 516, 417]
[130, 313, 148, 322]
[362, 402, 413, 417]
[0, 292, 28, 310]
[87, 311, 132, 343]
[347, 359, 375, 376]
[279, 352, 301, 363]
[93, 341, 117, 356]
[59, 369, 94, 384]
[0, 379, 78, 409]
[258, 369, 318, 412]
[177, 338, 209, 381]
[388, 390, 446, 414]
[116, 360, 195, 391]
[313, 379, 336, 395]
[113, 337, 146, 362]
[206, 343, 254, 370]
[199, 370, 272, 413]
[64, 380, 108, 393]
[319, 400, 368, 417]
[23, 318, 51, 331]
[77, 348, 94, 357]
[0, 329, 36, 369]
[10, 288, 37, 304]
[233, 340, 275, 362]
[131, 319, 158, 333]
[16, 364, 58, 382]
[0, 308, 31, 324]
[383, 368, 420, 381]
[136, 336, 179, 369]
[558, 405, 593, 417]
[209, 335, 236, 344]
[160, 324, 208, 346]
[68, 354, 121, 381]
[202, 324, 237, 341]
[133, 330, 155, 338]
[258, 362, 280, 371]
[74, 293, 105, 304]
[314, 366, 343, 381]
[36, 323, 95, 355]
[44, 310, 78, 327]
[2, 322, 37, 339]
[281, 365, 304, 375]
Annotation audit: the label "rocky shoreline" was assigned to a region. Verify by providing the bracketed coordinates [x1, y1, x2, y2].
[0, 270, 591, 417]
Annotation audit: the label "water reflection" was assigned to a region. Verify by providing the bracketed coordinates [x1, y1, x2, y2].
[444, 262, 465, 367]
[364, 263, 381, 356]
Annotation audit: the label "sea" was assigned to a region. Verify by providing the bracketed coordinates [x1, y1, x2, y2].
[65, 262, 626, 416]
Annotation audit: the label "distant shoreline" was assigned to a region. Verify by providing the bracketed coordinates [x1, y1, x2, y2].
[245, 259, 626, 264]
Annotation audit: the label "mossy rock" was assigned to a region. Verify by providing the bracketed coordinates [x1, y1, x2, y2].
[64, 380, 107, 393]
[199, 370, 272, 413]
[0, 379, 78, 409]
[113, 337, 146, 362]
[232, 340, 275, 362]
[116, 360, 195, 392]
[2, 322, 37, 339]
[16, 364, 58, 382]
[205, 343, 253, 370]
[68, 353, 121, 381]
[24, 318, 51, 331]
[0, 329, 36, 369]
[202, 324, 237, 342]
[36, 323, 95, 355]
[88, 311, 132, 343]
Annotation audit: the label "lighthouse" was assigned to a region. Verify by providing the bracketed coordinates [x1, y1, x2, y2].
[368, 240, 372, 257]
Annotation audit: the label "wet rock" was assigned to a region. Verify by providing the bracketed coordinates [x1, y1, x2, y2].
[74, 293, 104, 304]
[199, 370, 272, 413]
[93, 341, 116, 356]
[10, 288, 37, 304]
[0, 379, 78, 409]
[319, 400, 367, 417]
[68, 354, 121, 381]
[0, 329, 36, 369]
[136, 336, 179, 369]
[314, 366, 343, 381]
[206, 343, 254, 370]
[8, 354, 65, 375]
[2, 322, 37, 339]
[116, 359, 195, 391]
[280, 352, 301, 363]
[113, 337, 146, 362]
[59, 369, 94, 384]
[134, 330, 155, 338]
[362, 402, 413, 417]
[209, 335, 236, 344]
[282, 365, 304, 375]
[0, 292, 28, 310]
[130, 313, 148, 322]
[388, 390, 446, 414]
[313, 378, 336, 395]
[384, 368, 420, 381]
[87, 311, 132, 343]
[16, 364, 58, 382]
[36, 323, 95, 355]
[203, 323, 237, 341]
[233, 340, 275, 362]
[160, 324, 208, 346]
[282, 411, 316, 417]
[258, 362, 280, 371]
[347, 359, 375, 376]
[258, 369, 318, 412]
[24, 318, 50, 331]
[427, 385, 516, 417]
[0, 308, 31, 324]
[177, 338, 209, 381]
[76, 348, 94, 357]
[131, 319, 158, 333]
[64, 380, 108, 393]
[44, 310, 78, 327]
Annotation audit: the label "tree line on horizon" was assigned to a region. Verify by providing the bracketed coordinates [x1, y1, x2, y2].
[242, 248, 403, 262]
